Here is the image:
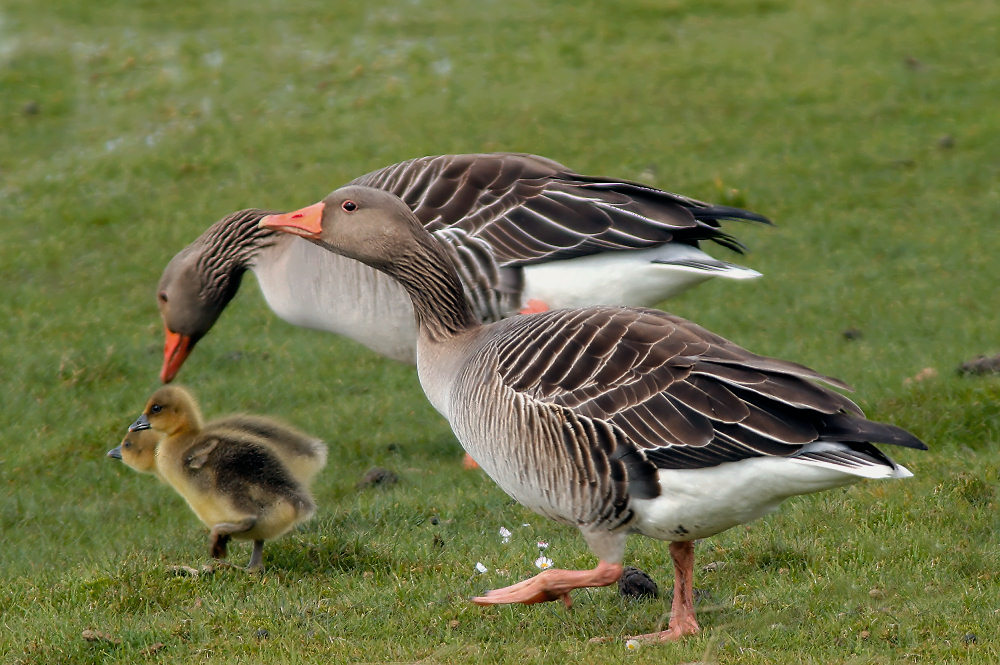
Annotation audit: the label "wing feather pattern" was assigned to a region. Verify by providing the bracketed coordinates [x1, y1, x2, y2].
[350, 153, 771, 266]
[485, 306, 926, 477]
[432, 228, 521, 323]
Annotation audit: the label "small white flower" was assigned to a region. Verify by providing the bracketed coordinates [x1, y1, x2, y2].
[536, 541, 549, 550]
[474, 562, 488, 574]
[534, 555, 553, 570]
[521, 523, 530, 527]
[498, 526, 512, 543]
[625, 638, 640, 651]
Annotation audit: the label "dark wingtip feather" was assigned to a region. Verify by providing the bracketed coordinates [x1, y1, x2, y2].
[709, 230, 749, 254]
[857, 420, 927, 451]
[882, 424, 928, 450]
[820, 414, 928, 451]
[693, 204, 774, 227]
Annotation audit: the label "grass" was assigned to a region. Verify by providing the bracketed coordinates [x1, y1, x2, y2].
[1, 0, 998, 662]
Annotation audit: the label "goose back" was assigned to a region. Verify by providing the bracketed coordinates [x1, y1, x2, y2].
[352, 152, 765, 263]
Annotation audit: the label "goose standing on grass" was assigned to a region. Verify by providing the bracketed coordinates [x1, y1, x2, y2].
[109, 385, 327, 572]
[260, 186, 925, 642]
[157, 152, 769, 383]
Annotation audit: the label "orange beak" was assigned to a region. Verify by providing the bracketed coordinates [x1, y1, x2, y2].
[160, 326, 194, 383]
[259, 201, 325, 238]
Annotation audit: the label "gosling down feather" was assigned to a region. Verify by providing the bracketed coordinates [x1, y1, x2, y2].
[259, 186, 926, 641]
[109, 385, 327, 572]
[157, 152, 769, 383]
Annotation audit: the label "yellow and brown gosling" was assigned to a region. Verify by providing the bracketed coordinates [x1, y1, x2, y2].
[111, 385, 327, 572]
[108, 427, 164, 477]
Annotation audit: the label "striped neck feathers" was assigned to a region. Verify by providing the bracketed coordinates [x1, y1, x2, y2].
[379, 232, 479, 342]
[195, 209, 280, 292]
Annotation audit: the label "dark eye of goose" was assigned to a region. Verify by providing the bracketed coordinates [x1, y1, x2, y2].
[150, 404, 162, 414]
[342, 200, 357, 212]
[158, 292, 168, 303]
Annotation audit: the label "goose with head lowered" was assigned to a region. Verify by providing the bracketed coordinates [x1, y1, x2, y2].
[110, 385, 327, 572]
[158, 152, 769, 383]
[260, 186, 925, 642]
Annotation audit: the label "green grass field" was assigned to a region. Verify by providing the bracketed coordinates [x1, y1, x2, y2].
[2, 0, 998, 662]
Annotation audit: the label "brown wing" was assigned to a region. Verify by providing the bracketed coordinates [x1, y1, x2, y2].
[350, 153, 770, 265]
[489, 306, 925, 470]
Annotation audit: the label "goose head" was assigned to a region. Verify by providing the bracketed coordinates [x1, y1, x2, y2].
[157, 246, 244, 383]
[129, 385, 204, 437]
[258, 186, 431, 270]
[107, 427, 161, 474]
[260, 186, 477, 341]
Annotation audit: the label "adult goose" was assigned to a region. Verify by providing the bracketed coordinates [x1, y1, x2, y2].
[259, 186, 925, 641]
[158, 152, 769, 383]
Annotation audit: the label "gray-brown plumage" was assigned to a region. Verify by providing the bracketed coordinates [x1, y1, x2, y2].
[260, 185, 925, 641]
[111, 385, 326, 572]
[157, 152, 769, 382]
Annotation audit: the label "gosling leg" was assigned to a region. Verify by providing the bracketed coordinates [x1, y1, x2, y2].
[209, 517, 257, 562]
[246, 539, 266, 573]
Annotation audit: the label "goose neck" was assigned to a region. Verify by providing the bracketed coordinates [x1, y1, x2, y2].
[200, 209, 280, 274]
[387, 240, 479, 342]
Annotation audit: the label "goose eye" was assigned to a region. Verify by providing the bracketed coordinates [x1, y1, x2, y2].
[158, 292, 168, 303]
[150, 404, 162, 414]
[342, 200, 357, 212]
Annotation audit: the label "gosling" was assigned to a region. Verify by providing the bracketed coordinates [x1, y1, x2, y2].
[108, 427, 163, 475]
[109, 385, 327, 572]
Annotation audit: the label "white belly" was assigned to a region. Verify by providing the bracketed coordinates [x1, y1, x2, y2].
[630, 457, 867, 541]
[252, 239, 418, 363]
[521, 245, 760, 309]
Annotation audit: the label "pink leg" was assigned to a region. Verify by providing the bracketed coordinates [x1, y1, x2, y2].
[631, 541, 701, 641]
[472, 560, 623, 609]
[519, 299, 550, 314]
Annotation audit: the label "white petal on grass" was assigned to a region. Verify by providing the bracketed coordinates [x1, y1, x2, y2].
[498, 526, 512, 543]
[474, 562, 488, 574]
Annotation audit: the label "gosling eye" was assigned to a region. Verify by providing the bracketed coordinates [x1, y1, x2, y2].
[158, 292, 168, 304]
[342, 200, 357, 212]
[150, 404, 163, 414]
[123, 441, 132, 449]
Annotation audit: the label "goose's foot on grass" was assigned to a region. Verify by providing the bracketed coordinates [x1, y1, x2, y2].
[472, 560, 623, 609]
[591, 541, 701, 643]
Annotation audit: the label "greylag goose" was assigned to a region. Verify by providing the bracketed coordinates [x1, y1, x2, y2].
[260, 186, 925, 641]
[110, 385, 327, 572]
[158, 152, 769, 382]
